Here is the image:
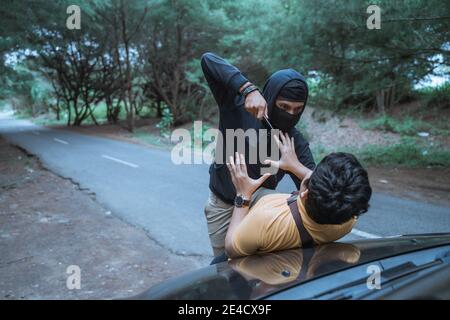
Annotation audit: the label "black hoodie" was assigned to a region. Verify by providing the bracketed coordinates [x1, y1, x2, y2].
[201, 52, 315, 204]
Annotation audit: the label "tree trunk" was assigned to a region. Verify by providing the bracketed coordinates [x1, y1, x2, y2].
[376, 90, 386, 114]
[55, 96, 61, 120]
[67, 100, 72, 126]
[157, 101, 162, 118]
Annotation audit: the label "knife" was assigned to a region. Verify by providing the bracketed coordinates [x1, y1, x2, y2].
[263, 115, 274, 130]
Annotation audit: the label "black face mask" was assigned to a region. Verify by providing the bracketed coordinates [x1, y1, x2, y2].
[270, 106, 301, 132]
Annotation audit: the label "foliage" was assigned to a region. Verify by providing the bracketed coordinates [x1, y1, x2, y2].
[228, 0, 450, 111]
[418, 82, 450, 109]
[156, 104, 174, 138]
[0, 0, 449, 134]
[360, 115, 431, 135]
[356, 137, 450, 167]
[311, 137, 450, 167]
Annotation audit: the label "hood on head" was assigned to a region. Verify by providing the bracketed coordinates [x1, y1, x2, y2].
[262, 69, 309, 125]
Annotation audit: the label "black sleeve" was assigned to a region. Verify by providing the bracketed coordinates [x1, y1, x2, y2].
[288, 171, 302, 190]
[200, 52, 249, 110]
[289, 128, 316, 189]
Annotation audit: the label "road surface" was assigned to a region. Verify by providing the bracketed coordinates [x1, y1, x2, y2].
[1, 114, 449, 259]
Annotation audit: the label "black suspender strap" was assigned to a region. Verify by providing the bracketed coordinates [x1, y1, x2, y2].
[297, 247, 315, 281]
[287, 192, 316, 248]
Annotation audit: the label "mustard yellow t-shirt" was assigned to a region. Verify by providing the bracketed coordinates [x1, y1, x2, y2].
[230, 193, 357, 256]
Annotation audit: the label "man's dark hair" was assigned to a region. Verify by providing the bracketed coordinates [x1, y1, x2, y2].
[304, 152, 372, 225]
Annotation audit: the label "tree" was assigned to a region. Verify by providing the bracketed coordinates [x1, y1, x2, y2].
[138, 0, 230, 125]
[229, 0, 450, 111]
[94, 0, 148, 131]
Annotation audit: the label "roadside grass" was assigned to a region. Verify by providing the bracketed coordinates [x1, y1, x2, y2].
[31, 116, 68, 126]
[359, 114, 450, 136]
[356, 140, 450, 167]
[311, 137, 450, 167]
[0, 100, 8, 112]
[297, 121, 311, 141]
[13, 110, 68, 126]
[311, 144, 329, 164]
[418, 82, 450, 110]
[132, 128, 172, 149]
[13, 102, 130, 126]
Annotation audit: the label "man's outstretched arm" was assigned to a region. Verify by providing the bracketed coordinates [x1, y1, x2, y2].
[224, 152, 270, 258]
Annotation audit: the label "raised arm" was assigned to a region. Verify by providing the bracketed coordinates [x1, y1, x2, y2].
[200, 52, 249, 109]
[289, 129, 315, 188]
[200, 52, 268, 119]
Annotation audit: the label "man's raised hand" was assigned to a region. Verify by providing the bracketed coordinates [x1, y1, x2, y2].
[264, 132, 312, 180]
[244, 90, 268, 120]
[227, 152, 271, 199]
[264, 132, 301, 172]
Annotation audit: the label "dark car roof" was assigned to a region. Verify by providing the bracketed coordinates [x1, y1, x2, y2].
[132, 234, 450, 300]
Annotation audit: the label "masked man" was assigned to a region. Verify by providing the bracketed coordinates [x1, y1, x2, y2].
[201, 52, 315, 256]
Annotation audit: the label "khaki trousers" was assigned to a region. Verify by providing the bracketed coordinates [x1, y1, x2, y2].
[204, 187, 276, 256]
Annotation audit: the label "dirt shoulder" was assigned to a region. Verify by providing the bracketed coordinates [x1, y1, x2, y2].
[369, 166, 450, 207]
[0, 137, 206, 300]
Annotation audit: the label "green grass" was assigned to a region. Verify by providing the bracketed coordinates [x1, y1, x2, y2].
[311, 144, 328, 164]
[13, 110, 67, 126]
[297, 121, 311, 141]
[311, 137, 450, 167]
[0, 101, 8, 111]
[13, 112, 32, 120]
[359, 114, 436, 136]
[418, 82, 450, 110]
[357, 138, 450, 167]
[133, 121, 218, 152]
[132, 128, 172, 149]
[14, 101, 131, 126]
[189, 122, 214, 149]
[360, 114, 450, 137]
[32, 117, 68, 126]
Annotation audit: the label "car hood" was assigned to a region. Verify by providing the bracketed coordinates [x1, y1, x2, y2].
[131, 234, 450, 300]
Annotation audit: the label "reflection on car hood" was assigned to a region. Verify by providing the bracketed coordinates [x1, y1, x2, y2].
[132, 234, 450, 300]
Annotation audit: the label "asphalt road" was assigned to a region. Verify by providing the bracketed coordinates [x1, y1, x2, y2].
[1, 114, 449, 258]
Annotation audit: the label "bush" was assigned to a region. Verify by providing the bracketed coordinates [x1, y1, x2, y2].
[311, 144, 328, 164]
[357, 137, 450, 167]
[189, 122, 213, 150]
[360, 115, 432, 136]
[419, 82, 450, 109]
[311, 137, 450, 168]
[156, 105, 173, 138]
[297, 121, 311, 141]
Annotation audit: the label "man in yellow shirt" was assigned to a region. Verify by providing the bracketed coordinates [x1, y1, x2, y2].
[224, 132, 372, 258]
